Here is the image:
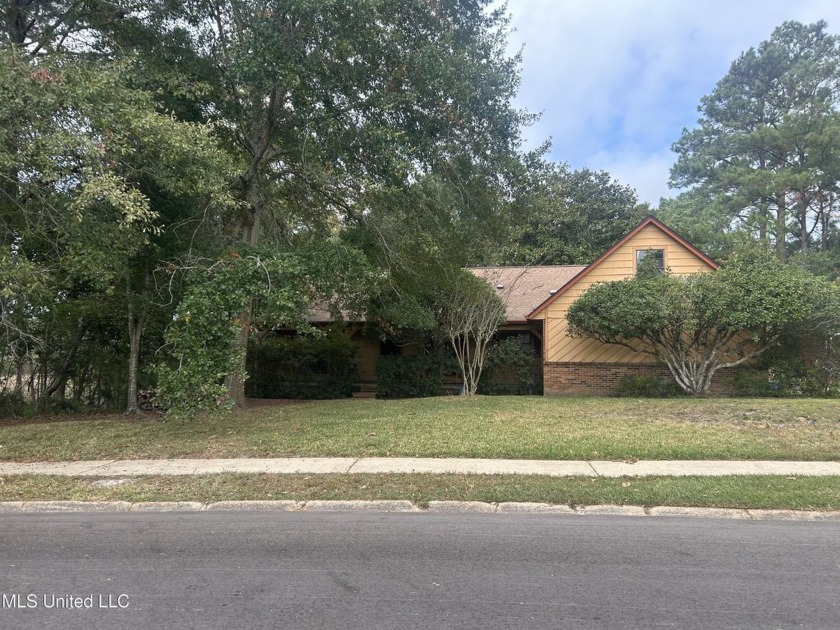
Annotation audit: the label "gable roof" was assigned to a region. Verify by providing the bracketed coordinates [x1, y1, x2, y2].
[525, 216, 719, 319]
[469, 265, 585, 322]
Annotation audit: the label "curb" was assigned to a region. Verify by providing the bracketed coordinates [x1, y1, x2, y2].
[1, 500, 839, 520]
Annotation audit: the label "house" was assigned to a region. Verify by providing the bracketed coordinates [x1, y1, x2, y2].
[520, 216, 718, 394]
[250, 217, 721, 397]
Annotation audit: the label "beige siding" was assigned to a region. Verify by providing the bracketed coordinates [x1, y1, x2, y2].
[542, 224, 716, 364]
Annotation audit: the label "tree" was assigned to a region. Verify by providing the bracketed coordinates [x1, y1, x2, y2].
[0, 48, 235, 410]
[155, 241, 373, 415]
[670, 21, 840, 259]
[151, 0, 532, 407]
[656, 188, 747, 261]
[566, 250, 839, 395]
[2, 1, 533, 412]
[439, 270, 507, 396]
[504, 160, 648, 265]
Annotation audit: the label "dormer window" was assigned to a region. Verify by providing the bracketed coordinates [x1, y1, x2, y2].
[636, 248, 664, 274]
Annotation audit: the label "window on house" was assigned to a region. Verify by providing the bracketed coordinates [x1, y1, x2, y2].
[636, 249, 665, 274]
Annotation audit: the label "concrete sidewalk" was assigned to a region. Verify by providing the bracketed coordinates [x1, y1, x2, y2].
[1, 457, 839, 477]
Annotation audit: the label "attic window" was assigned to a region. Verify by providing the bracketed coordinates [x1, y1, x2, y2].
[636, 249, 665, 274]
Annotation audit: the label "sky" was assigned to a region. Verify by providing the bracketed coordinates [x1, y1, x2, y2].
[503, 0, 840, 207]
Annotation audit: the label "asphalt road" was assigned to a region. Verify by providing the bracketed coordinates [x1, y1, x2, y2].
[0, 512, 838, 629]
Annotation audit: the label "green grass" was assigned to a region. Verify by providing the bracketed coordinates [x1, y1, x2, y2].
[1, 473, 839, 511]
[1, 396, 839, 462]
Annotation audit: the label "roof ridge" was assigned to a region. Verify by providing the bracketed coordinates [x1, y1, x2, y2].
[466, 264, 587, 269]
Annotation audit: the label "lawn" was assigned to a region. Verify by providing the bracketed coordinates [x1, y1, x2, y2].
[1, 396, 838, 462]
[1, 473, 839, 511]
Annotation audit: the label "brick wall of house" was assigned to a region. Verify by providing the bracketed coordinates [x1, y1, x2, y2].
[543, 362, 755, 396]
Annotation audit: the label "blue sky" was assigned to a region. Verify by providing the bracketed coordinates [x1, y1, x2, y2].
[503, 0, 840, 207]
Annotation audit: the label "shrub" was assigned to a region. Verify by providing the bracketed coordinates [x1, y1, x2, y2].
[0, 392, 28, 417]
[246, 327, 359, 399]
[734, 338, 840, 398]
[615, 374, 682, 398]
[374, 354, 446, 399]
[479, 337, 541, 395]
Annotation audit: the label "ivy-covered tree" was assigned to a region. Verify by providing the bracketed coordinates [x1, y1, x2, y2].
[155, 241, 373, 415]
[566, 250, 839, 395]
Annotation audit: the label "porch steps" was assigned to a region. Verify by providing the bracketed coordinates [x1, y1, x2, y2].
[352, 384, 377, 399]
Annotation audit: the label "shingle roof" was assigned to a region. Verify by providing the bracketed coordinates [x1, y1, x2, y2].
[304, 265, 585, 325]
[468, 266, 586, 322]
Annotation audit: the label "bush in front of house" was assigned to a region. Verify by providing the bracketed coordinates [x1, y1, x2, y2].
[732, 337, 840, 398]
[374, 354, 446, 398]
[246, 328, 359, 399]
[478, 337, 542, 395]
[615, 374, 683, 398]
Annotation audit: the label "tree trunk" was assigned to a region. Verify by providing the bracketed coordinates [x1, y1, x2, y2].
[224, 86, 280, 409]
[757, 202, 768, 242]
[225, 205, 261, 409]
[797, 194, 809, 253]
[125, 270, 151, 414]
[775, 193, 787, 260]
[46, 324, 86, 398]
[126, 297, 143, 414]
[224, 309, 251, 409]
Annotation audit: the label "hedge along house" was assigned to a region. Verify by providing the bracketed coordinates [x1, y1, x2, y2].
[525, 216, 719, 395]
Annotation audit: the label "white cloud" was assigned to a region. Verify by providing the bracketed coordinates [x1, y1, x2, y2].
[503, 0, 840, 207]
[589, 148, 675, 207]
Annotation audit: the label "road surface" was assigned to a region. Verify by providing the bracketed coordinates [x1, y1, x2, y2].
[1, 512, 838, 629]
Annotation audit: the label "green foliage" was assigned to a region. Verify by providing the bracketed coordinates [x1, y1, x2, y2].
[567, 250, 840, 395]
[734, 339, 840, 397]
[504, 161, 648, 265]
[790, 248, 840, 282]
[374, 355, 447, 399]
[246, 328, 359, 400]
[350, 171, 519, 350]
[155, 243, 373, 415]
[655, 190, 744, 261]
[155, 253, 311, 416]
[669, 21, 840, 258]
[478, 337, 541, 395]
[615, 374, 682, 398]
[0, 392, 28, 417]
[0, 46, 236, 410]
[1, 0, 535, 413]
